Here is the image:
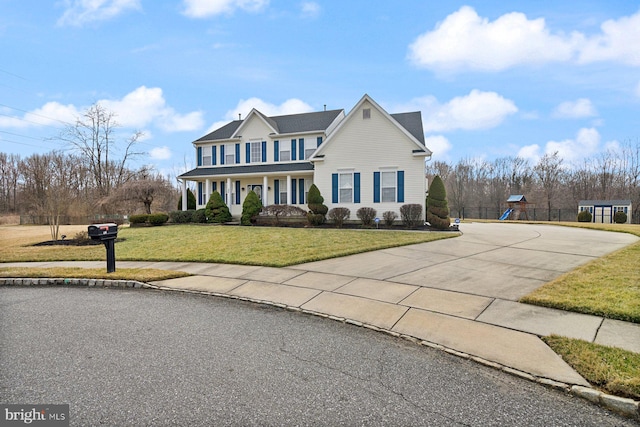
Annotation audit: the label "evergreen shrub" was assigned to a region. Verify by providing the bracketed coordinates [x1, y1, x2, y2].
[577, 210, 592, 222]
[129, 214, 149, 224]
[614, 211, 627, 224]
[205, 191, 232, 223]
[426, 176, 451, 230]
[241, 190, 262, 225]
[148, 213, 169, 226]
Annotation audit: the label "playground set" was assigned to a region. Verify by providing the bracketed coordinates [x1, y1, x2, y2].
[499, 195, 529, 220]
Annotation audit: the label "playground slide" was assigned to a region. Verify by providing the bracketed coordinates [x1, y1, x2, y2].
[499, 208, 513, 220]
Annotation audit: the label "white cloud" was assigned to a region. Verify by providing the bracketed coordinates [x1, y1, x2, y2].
[518, 127, 604, 163]
[517, 144, 542, 163]
[57, 0, 141, 27]
[100, 86, 204, 131]
[424, 135, 452, 159]
[300, 1, 320, 18]
[578, 10, 640, 66]
[149, 146, 172, 160]
[552, 98, 597, 119]
[0, 102, 79, 128]
[411, 90, 517, 132]
[206, 97, 314, 133]
[408, 6, 640, 72]
[0, 86, 203, 133]
[408, 6, 579, 72]
[182, 0, 268, 18]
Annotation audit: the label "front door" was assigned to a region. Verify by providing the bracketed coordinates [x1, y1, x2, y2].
[250, 185, 262, 201]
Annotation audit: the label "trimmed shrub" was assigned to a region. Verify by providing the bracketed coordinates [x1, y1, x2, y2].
[129, 214, 149, 224]
[426, 175, 450, 230]
[205, 191, 232, 223]
[614, 211, 627, 224]
[577, 210, 592, 222]
[383, 211, 398, 226]
[177, 188, 197, 210]
[307, 184, 328, 225]
[169, 210, 194, 224]
[328, 207, 350, 228]
[356, 207, 377, 227]
[148, 213, 169, 226]
[400, 204, 423, 228]
[194, 208, 207, 223]
[241, 190, 263, 225]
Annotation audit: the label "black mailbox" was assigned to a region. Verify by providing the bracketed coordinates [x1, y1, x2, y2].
[88, 223, 118, 241]
[88, 223, 118, 273]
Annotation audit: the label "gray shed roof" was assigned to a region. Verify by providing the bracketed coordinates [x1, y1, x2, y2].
[195, 109, 344, 143]
[578, 200, 632, 206]
[179, 162, 314, 178]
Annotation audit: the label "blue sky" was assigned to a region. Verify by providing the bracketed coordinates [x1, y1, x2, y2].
[1, 0, 639, 179]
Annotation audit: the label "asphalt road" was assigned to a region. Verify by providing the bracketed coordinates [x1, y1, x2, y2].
[0, 287, 634, 426]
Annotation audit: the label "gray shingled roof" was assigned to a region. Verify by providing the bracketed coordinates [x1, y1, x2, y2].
[195, 109, 344, 143]
[391, 112, 425, 145]
[179, 162, 314, 178]
[578, 200, 632, 205]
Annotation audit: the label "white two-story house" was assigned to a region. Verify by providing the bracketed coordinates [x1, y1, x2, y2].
[178, 94, 432, 220]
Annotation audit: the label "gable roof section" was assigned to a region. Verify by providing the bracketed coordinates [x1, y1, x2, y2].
[311, 94, 431, 159]
[390, 112, 425, 145]
[194, 109, 344, 143]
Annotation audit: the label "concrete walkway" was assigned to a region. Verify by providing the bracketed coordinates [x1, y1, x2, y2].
[4, 223, 640, 390]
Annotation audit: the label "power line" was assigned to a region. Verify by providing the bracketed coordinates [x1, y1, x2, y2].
[0, 67, 27, 80]
[0, 130, 48, 141]
[0, 102, 75, 127]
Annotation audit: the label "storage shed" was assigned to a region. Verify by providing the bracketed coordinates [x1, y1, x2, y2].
[578, 200, 632, 224]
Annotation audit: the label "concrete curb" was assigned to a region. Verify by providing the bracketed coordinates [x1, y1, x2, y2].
[2, 278, 638, 421]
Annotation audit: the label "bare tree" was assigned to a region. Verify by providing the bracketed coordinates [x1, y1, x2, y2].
[534, 152, 564, 221]
[56, 103, 144, 201]
[109, 171, 176, 214]
[0, 153, 22, 213]
[21, 152, 78, 239]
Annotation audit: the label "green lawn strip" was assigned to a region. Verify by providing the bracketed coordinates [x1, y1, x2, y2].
[0, 225, 458, 267]
[520, 241, 640, 324]
[0, 267, 190, 282]
[544, 335, 640, 400]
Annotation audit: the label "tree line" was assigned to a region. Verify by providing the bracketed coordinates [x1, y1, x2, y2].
[426, 140, 640, 223]
[0, 104, 178, 238]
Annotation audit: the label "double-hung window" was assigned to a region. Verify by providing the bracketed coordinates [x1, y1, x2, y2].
[279, 143, 290, 161]
[202, 146, 212, 166]
[339, 173, 353, 203]
[224, 144, 235, 165]
[381, 171, 397, 203]
[250, 142, 262, 163]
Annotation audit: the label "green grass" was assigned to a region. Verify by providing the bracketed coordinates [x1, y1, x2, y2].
[0, 224, 458, 267]
[544, 335, 640, 400]
[520, 223, 640, 324]
[0, 267, 189, 282]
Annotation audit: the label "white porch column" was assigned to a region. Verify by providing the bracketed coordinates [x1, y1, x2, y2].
[263, 176, 269, 206]
[226, 177, 232, 205]
[205, 179, 211, 205]
[181, 180, 187, 211]
[286, 175, 292, 205]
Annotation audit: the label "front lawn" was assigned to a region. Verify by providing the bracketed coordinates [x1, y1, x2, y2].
[0, 224, 457, 267]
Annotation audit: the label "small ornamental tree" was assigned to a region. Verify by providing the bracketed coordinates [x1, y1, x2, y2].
[307, 184, 328, 226]
[205, 191, 232, 223]
[241, 190, 262, 225]
[426, 175, 450, 230]
[177, 188, 197, 210]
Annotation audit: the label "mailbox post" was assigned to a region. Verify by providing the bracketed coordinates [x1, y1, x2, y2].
[88, 223, 118, 273]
